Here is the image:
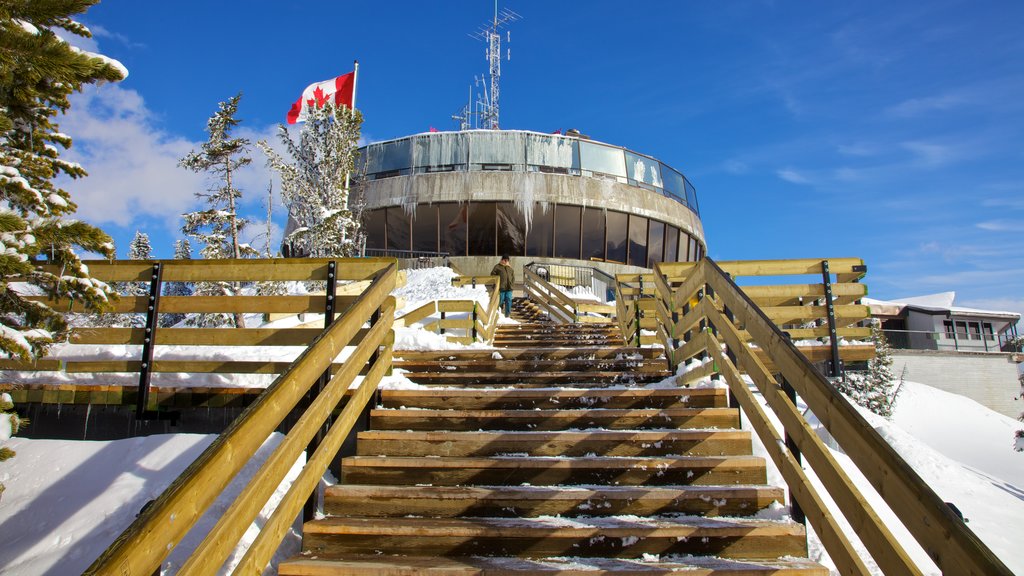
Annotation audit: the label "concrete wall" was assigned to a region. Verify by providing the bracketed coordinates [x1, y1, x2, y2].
[891, 350, 1023, 418]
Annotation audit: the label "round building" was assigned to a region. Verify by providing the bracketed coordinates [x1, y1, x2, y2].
[359, 129, 705, 278]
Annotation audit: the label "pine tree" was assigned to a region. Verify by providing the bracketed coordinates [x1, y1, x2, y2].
[160, 238, 192, 328]
[180, 93, 257, 327]
[258, 101, 364, 258]
[126, 230, 151, 260]
[833, 324, 901, 418]
[0, 1, 124, 358]
[0, 0, 125, 498]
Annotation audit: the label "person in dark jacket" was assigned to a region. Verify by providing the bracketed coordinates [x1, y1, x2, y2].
[491, 255, 514, 316]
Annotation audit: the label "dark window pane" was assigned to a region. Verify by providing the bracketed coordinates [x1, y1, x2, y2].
[469, 131, 526, 166]
[626, 151, 662, 189]
[685, 179, 699, 213]
[363, 209, 386, 250]
[554, 205, 581, 259]
[661, 164, 686, 204]
[581, 207, 605, 261]
[526, 134, 579, 171]
[688, 237, 698, 261]
[413, 132, 467, 168]
[439, 203, 468, 256]
[468, 202, 497, 256]
[526, 205, 553, 257]
[664, 225, 679, 262]
[579, 142, 626, 177]
[606, 211, 627, 264]
[628, 215, 648, 267]
[496, 202, 525, 257]
[366, 139, 411, 174]
[386, 208, 411, 251]
[647, 220, 665, 267]
[412, 205, 439, 253]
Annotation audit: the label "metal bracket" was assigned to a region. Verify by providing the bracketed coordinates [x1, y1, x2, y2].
[821, 261, 842, 378]
[135, 262, 178, 426]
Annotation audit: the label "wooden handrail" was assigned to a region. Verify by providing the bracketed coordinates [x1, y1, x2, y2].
[84, 262, 398, 575]
[638, 257, 1012, 575]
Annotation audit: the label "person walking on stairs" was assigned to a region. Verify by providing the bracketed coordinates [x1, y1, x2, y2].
[491, 255, 514, 317]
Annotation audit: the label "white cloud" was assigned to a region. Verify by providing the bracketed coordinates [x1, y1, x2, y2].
[976, 220, 1018, 232]
[957, 297, 1024, 321]
[836, 142, 878, 157]
[722, 159, 749, 174]
[776, 168, 812, 185]
[886, 93, 966, 117]
[900, 141, 958, 167]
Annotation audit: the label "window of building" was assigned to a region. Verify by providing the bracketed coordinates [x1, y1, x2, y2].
[628, 214, 648, 267]
[411, 204, 439, 253]
[944, 320, 955, 339]
[496, 202, 525, 257]
[467, 202, 497, 256]
[605, 211, 628, 264]
[984, 323, 994, 341]
[526, 133, 578, 172]
[526, 204, 553, 257]
[579, 141, 627, 178]
[968, 321, 982, 340]
[438, 203, 467, 256]
[554, 204, 581, 259]
[413, 132, 467, 169]
[685, 179, 699, 214]
[688, 236, 698, 262]
[664, 224, 679, 262]
[366, 139, 412, 174]
[363, 209, 386, 250]
[626, 151, 662, 189]
[955, 321, 969, 340]
[581, 207, 605, 262]
[647, 220, 665, 267]
[386, 208, 411, 251]
[469, 131, 526, 167]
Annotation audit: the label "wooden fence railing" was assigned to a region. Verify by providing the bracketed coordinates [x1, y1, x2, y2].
[2, 258, 397, 415]
[83, 259, 398, 575]
[523, 266, 615, 324]
[617, 258, 875, 372]
[639, 257, 1011, 575]
[394, 275, 501, 345]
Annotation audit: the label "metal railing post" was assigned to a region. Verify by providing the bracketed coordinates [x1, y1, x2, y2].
[781, 376, 806, 525]
[821, 260, 842, 378]
[304, 260, 337, 522]
[134, 262, 171, 432]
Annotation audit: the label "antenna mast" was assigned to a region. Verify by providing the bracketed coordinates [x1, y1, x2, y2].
[470, 3, 520, 130]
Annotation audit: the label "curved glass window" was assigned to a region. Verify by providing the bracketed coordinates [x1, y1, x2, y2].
[469, 131, 526, 167]
[664, 224, 679, 262]
[413, 133, 467, 169]
[582, 207, 605, 262]
[647, 220, 665, 267]
[366, 139, 411, 174]
[606, 211, 627, 264]
[468, 202, 496, 256]
[526, 205, 553, 257]
[526, 134, 578, 172]
[386, 208, 411, 251]
[580, 141, 627, 178]
[685, 179, 699, 214]
[412, 205, 439, 253]
[439, 203, 467, 256]
[628, 215, 648, 267]
[496, 202, 525, 257]
[554, 204, 581, 259]
[626, 151, 662, 189]
[364, 209, 386, 250]
[661, 164, 686, 204]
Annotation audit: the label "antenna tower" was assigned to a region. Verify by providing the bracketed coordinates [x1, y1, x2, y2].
[469, 3, 520, 130]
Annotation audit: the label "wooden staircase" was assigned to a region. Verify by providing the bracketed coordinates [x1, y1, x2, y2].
[279, 315, 828, 574]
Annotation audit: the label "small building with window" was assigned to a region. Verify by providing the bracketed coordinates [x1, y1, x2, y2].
[867, 292, 1022, 418]
[356, 129, 704, 277]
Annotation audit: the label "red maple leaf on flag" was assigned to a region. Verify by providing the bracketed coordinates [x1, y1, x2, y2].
[306, 86, 331, 109]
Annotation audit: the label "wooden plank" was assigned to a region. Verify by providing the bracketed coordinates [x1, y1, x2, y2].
[706, 331, 872, 575]
[452, 275, 498, 287]
[437, 318, 473, 330]
[707, 307, 920, 576]
[396, 301, 437, 327]
[741, 283, 868, 307]
[69, 327, 329, 346]
[50, 257, 395, 283]
[437, 300, 474, 313]
[760, 304, 870, 325]
[777, 326, 872, 340]
[84, 263, 397, 576]
[702, 260, 1012, 576]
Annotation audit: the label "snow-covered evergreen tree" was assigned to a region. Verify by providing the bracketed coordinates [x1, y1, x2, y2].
[258, 101, 363, 258]
[0, 0, 124, 359]
[160, 238, 193, 328]
[832, 324, 901, 418]
[126, 230, 151, 261]
[180, 93, 257, 328]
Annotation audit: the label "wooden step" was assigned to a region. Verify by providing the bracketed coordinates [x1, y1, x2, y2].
[370, 408, 740, 431]
[324, 484, 783, 518]
[494, 339, 627, 347]
[393, 358, 670, 374]
[356, 429, 752, 457]
[300, 516, 806, 559]
[379, 388, 728, 410]
[394, 347, 664, 361]
[400, 371, 670, 386]
[339, 455, 767, 486]
[280, 554, 829, 576]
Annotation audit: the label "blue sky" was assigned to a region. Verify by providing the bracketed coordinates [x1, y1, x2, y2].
[58, 0, 1023, 318]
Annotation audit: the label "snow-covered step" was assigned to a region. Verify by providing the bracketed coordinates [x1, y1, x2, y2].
[324, 484, 784, 518]
[279, 554, 829, 576]
[339, 455, 767, 486]
[393, 357, 670, 374]
[369, 407, 740, 431]
[400, 370, 670, 386]
[393, 346, 664, 361]
[356, 429, 752, 458]
[298, 516, 808, 559]
[379, 387, 727, 410]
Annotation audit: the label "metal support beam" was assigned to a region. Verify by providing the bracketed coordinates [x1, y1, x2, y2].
[134, 262, 177, 430]
[781, 377, 806, 525]
[304, 261, 336, 522]
[821, 261, 842, 378]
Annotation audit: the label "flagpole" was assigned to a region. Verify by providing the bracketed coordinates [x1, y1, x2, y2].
[351, 59, 359, 114]
[345, 59, 358, 254]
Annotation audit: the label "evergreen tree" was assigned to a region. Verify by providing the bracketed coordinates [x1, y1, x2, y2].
[180, 93, 257, 327]
[0, 0, 124, 358]
[832, 324, 901, 418]
[258, 101, 363, 258]
[160, 238, 192, 328]
[126, 230, 151, 260]
[0, 0, 125, 498]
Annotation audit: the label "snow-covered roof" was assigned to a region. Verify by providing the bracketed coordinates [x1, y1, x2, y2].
[865, 292, 1021, 321]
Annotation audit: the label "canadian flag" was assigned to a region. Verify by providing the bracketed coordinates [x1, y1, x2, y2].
[286, 72, 355, 124]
